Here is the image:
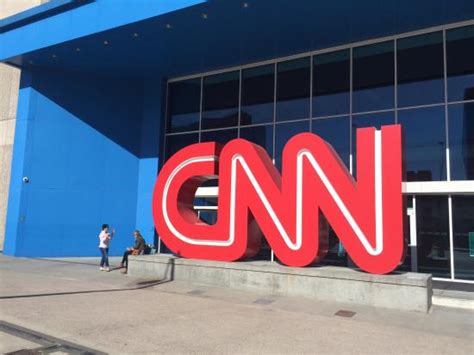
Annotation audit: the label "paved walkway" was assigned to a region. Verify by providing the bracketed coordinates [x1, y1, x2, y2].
[0, 255, 473, 354]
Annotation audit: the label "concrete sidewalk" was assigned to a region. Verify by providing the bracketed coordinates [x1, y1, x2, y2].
[0, 255, 473, 354]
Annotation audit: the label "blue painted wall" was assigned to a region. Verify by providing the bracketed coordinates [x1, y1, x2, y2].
[4, 68, 148, 257]
[135, 77, 166, 246]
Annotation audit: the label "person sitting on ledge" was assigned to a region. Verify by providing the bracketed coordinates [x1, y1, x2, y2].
[120, 230, 146, 273]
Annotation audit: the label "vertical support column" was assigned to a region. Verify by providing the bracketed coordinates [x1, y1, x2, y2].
[3, 70, 35, 256]
[409, 195, 418, 272]
[349, 47, 354, 175]
[448, 195, 455, 280]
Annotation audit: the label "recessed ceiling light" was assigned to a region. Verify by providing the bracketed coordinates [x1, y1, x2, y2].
[201, 13, 208, 19]
[75, 48, 81, 52]
[133, 32, 139, 37]
[28, 60, 34, 65]
[165, 23, 172, 29]
[242, 2, 249, 8]
[51, 54, 57, 58]
[103, 40, 109, 45]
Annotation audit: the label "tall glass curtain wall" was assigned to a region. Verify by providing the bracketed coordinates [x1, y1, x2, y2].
[164, 24, 474, 279]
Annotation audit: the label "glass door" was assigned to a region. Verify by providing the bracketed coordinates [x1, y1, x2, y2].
[414, 195, 451, 279]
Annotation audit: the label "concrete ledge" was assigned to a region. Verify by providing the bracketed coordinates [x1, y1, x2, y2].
[128, 254, 432, 312]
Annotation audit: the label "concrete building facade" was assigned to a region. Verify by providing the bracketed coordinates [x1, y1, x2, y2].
[0, 0, 44, 249]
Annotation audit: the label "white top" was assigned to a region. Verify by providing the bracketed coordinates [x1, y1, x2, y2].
[98, 231, 110, 248]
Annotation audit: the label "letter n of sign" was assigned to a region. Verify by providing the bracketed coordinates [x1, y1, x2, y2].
[152, 125, 404, 274]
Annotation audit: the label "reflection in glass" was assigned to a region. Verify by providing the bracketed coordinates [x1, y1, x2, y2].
[194, 197, 217, 208]
[452, 196, 474, 280]
[200, 129, 238, 187]
[200, 128, 238, 145]
[447, 25, 474, 102]
[198, 211, 218, 225]
[416, 196, 450, 278]
[241, 65, 274, 125]
[313, 50, 350, 117]
[167, 79, 201, 133]
[353, 41, 394, 113]
[351, 111, 395, 177]
[164, 133, 199, 160]
[240, 125, 274, 157]
[398, 106, 446, 181]
[276, 57, 311, 121]
[274, 120, 309, 170]
[317, 225, 350, 267]
[397, 196, 414, 273]
[312, 116, 350, 169]
[448, 102, 474, 180]
[194, 198, 218, 225]
[202, 71, 239, 129]
[397, 32, 444, 107]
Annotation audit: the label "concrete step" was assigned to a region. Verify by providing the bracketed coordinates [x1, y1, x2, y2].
[433, 281, 474, 310]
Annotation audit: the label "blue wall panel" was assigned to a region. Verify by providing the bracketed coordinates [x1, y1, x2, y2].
[4, 68, 146, 257]
[135, 157, 158, 244]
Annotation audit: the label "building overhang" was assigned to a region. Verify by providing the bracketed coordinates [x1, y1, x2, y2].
[1, 0, 474, 79]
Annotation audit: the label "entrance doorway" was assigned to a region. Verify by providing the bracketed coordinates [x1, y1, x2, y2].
[404, 195, 474, 282]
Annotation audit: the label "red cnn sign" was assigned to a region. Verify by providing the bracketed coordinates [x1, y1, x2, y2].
[152, 125, 404, 274]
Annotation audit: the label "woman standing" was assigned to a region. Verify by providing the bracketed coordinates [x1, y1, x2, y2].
[98, 224, 114, 271]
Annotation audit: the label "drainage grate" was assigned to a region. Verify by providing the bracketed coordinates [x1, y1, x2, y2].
[334, 310, 356, 318]
[253, 298, 275, 305]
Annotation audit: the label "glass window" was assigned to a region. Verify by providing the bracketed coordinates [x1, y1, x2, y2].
[351, 111, 395, 177]
[447, 25, 474, 102]
[240, 125, 274, 157]
[194, 197, 217, 208]
[353, 41, 394, 113]
[452, 196, 474, 281]
[416, 196, 450, 278]
[448, 102, 474, 180]
[195, 198, 218, 225]
[167, 79, 201, 133]
[164, 133, 199, 160]
[276, 57, 311, 122]
[397, 196, 414, 273]
[202, 71, 239, 130]
[397, 32, 444, 107]
[200, 129, 238, 188]
[200, 128, 238, 145]
[317, 225, 350, 267]
[312, 116, 350, 169]
[274, 120, 309, 171]
[198, 210, 218, 225]
[241, 65, 274, 125]
[313, 50, 350, 117]
[398, 106, 446, 181]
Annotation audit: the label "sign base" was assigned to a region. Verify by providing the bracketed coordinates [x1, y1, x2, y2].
[128, 254, 432, 313]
